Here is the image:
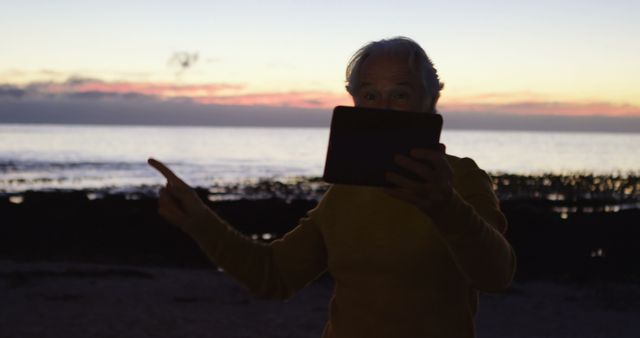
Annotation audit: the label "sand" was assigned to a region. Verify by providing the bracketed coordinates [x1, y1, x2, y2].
[2, 260, 639, 338]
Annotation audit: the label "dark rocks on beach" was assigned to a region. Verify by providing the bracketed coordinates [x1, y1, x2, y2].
[1, 175, 639, 282]
[501, 200, 640, 281]
[0, 190, 316, 270]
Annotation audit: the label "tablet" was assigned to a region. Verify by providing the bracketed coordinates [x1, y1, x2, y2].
[322, 106, 443, 187]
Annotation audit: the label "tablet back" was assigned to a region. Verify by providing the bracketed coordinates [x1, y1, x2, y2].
[322, 106, 443, 187]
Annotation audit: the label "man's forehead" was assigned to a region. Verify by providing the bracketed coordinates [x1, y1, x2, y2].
[358, 64, 420, 86]
[359, 52, 418, 74]
[359, 81, 416, 88]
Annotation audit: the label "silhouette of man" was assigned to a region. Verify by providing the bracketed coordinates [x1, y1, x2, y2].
[149, 36, 515, 338]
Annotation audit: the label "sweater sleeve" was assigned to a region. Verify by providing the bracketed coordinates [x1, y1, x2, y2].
[430, 158, 516, 292]
[187, 193, 330, 300]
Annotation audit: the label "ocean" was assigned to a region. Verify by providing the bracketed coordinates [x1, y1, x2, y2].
[1, 123, 639, 194]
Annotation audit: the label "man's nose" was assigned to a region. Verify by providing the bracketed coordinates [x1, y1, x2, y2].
[383, 97, 394, 109]
[374, 95, 393, 109]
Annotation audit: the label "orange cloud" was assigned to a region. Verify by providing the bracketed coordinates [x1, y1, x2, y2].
[194, 91, 351, 109]
[445, 91, 548, 104]
[12, 77, 351, 109]
[30, 77, 244, 98]
[5, 77, 639, 117]
[441, 91, 640, 117]
[440, 101, 640, 117]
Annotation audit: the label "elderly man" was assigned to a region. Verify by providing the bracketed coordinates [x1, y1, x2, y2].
[149, 37, 516, 338]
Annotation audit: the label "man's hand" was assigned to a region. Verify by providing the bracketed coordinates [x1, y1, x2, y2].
[148, 158, 213, 237]
[384, 144, 454, 217]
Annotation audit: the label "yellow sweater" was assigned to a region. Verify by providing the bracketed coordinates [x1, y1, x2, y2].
[192, 155, 516, 338]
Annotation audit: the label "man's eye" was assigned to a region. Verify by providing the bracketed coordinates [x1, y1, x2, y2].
[363, 93, 377, 101]
[392, 91, 409, 100]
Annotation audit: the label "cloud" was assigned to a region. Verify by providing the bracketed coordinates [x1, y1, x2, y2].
[194, 91, 350, 109]
[0, 85, 26, 98]
[0, 77, 350, 109]
[2, 82, 639, 132]
[440, 90, 640, 117]
[440, 101, 640, 117]
[1, 77, 247, 102]
[63, 76, 97, 86]
[66, 91, 152, 100]
[2, 77, 639, 119]
[0, 95, 333, 127]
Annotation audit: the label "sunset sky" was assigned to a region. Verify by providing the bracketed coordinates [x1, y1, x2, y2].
[1, 0, 639, 125]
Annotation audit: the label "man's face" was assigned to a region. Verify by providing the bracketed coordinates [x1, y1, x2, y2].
[351, 53, 429, 112]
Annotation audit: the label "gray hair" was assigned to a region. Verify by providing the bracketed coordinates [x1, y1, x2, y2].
[345, 37, 444, 112]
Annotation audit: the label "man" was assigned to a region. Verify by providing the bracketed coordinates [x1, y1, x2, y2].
[149, 37, 515, 338]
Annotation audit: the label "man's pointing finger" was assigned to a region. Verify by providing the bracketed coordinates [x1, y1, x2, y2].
[148, 158, 187, 186]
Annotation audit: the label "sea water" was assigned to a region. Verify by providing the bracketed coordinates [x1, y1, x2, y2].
[1, 123, 639, 193]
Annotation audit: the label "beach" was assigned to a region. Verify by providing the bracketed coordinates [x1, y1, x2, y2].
[2, 260, 639, 338]
[1, 175, 639, 337]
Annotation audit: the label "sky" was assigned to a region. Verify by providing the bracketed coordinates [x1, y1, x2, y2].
[1, 0, 639, 130]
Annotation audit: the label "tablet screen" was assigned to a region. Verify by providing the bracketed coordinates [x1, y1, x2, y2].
[322, 106, 443, 187]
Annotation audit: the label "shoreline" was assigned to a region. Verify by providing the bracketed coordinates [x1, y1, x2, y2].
[1, 173, 639, 281]
[2, 172, 638, 206]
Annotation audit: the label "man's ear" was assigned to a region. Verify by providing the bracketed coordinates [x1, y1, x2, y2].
[346, 88, 358, 106]
[346, 86, 356, 105]
[425, 93, 440, 113]
[431, 94, 439, 113]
